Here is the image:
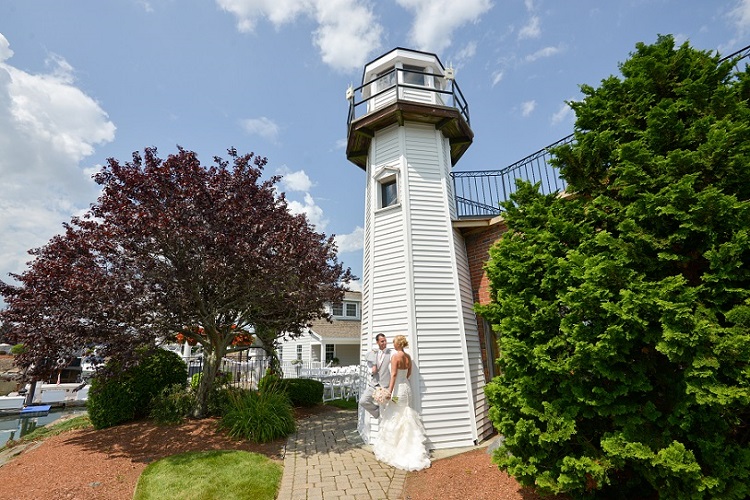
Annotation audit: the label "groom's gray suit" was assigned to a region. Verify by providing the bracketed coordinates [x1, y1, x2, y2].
[359, 346, 392, 418]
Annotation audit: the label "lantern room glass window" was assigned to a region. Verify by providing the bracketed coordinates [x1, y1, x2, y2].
[376, 68, 396, 91]
[402, 64, 426, 86]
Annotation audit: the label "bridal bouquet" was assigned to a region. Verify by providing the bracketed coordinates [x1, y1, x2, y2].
[373, 387, 390, 404]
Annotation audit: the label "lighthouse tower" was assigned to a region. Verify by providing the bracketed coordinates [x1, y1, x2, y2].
[346, 48, 492, 449]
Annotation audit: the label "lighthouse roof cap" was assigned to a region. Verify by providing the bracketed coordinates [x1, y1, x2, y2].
[361, 47, 445, 82]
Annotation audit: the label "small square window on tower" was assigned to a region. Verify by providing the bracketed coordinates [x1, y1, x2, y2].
[381, 178, 398, 208]
[374, 165, 400, 210]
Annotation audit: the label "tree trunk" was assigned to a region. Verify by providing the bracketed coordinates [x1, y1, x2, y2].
[192, 348, 224, 418]
[263, 345, 281, 377]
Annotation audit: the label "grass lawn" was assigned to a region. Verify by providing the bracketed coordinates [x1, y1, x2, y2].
[324, 398, 358, 410]
[133, 450, 282, 500]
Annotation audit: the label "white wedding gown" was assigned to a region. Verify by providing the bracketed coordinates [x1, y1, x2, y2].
[373, 369, 431, 471]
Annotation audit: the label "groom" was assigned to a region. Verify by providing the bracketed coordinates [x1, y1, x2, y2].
[359, 333, 392, 418]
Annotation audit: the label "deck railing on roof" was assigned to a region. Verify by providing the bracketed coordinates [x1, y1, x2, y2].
[450, 43, 750, 219]
[346, 67, 470, 129]
[451, 134, 574, 218]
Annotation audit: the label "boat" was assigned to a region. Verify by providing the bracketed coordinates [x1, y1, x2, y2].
[19, 405, 51, 418]
[0, 395, 25, 412]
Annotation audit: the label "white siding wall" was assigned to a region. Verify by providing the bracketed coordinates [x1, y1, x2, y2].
[279, 333, 314, 363]
[403, 123, 477, 448]
[370, 124, 410, 339]
[360, 121, 488, 449]
[453, 228, 493, 440]
[360, 124, 405, 442]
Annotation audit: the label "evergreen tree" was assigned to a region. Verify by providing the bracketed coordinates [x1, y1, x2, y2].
[478, 36, 750, 498]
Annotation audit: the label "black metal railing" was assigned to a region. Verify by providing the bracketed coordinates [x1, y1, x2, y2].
[452, 134, 574, 218]
[346, 67, 470, 130]
[450, 42, 750, 219]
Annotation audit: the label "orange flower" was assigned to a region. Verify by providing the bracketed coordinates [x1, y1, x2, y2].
[231, 333, 254, 346]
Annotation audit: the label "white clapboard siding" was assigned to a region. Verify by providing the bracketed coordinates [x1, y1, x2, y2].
[402, 122, 477, 448]
[371, 87, 397, 112]
[360, 155, 373, 361]
[372, 124, 400, 165]
[454, 227, 493, 439]
[359, 114, 488, 448]
[401, 87, 435, 105]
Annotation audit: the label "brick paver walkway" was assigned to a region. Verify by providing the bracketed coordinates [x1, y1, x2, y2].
[277, 409, 406, 500]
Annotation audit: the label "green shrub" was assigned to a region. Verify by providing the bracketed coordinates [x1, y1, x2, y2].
[280, 378, 323, 407]
[257, 369, 280, 394]
[478, 37, 750, 498]
[85, 374, 137, 429]
[10, 344, 24, 356]
[128, 348, 188, 418]
[206, 386, 246, 417]
[149, 383, 195, 425]
[219, 386, 295, 443]
[190, 371, 232, 391]
[87, 348, 187, 429]
[190, 372, 202, 391]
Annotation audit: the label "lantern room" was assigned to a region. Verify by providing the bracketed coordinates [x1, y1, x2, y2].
[345, 47, 473, 170]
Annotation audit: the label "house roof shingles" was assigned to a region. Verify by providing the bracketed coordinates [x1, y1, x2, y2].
[308, 318, 361, 340]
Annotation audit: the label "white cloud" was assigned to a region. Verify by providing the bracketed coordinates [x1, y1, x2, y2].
[518, 16, 540, 40]
[0, 35, 13, 62]
[491, 70, 503, 87]
[334, 226, 364, 253]
[346, 279, 362, 292]
[215, 0, 309, 32]
[395, 0, 493, 53]
[278, 167, 314, 192]
[550, 101, 574, 125]
[287, 193, 328, 230]
[525, 45, 563, 62]
[451, 41, 478, 68]
[137, 1, 155, 13]
[520, 100, 536, 117]
[0, 33, 115, 282]
[215, 0, 384, 72]
[313, 0, 384, 72]
[240, 116, 280, 143]
[730, 0, 750, 32]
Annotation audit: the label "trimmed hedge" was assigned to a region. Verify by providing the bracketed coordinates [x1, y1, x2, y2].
[280, 378, 324, 407]
[87, 348, 187, 429]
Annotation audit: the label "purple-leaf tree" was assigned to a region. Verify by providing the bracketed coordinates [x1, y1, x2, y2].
[1, 146, 351, 417]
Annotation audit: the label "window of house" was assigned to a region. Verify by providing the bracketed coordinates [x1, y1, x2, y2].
[380, 177, 398, 208]
[346, 302, 358, 317]
[296, 345, 302, 361]
[325, 345, 335, 363]
[402, 64, 426, 86]
[332, 301, 359, 319]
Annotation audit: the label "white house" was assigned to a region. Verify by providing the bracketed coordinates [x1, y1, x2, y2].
[277, 290, 362, 367]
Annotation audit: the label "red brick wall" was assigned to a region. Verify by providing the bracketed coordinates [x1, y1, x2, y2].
[462, 220, 508, 380]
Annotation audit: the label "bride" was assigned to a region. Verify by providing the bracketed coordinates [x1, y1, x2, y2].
[373, 334, 431, 471]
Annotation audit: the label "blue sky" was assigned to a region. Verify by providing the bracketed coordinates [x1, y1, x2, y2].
[1, 0, 749, 290]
